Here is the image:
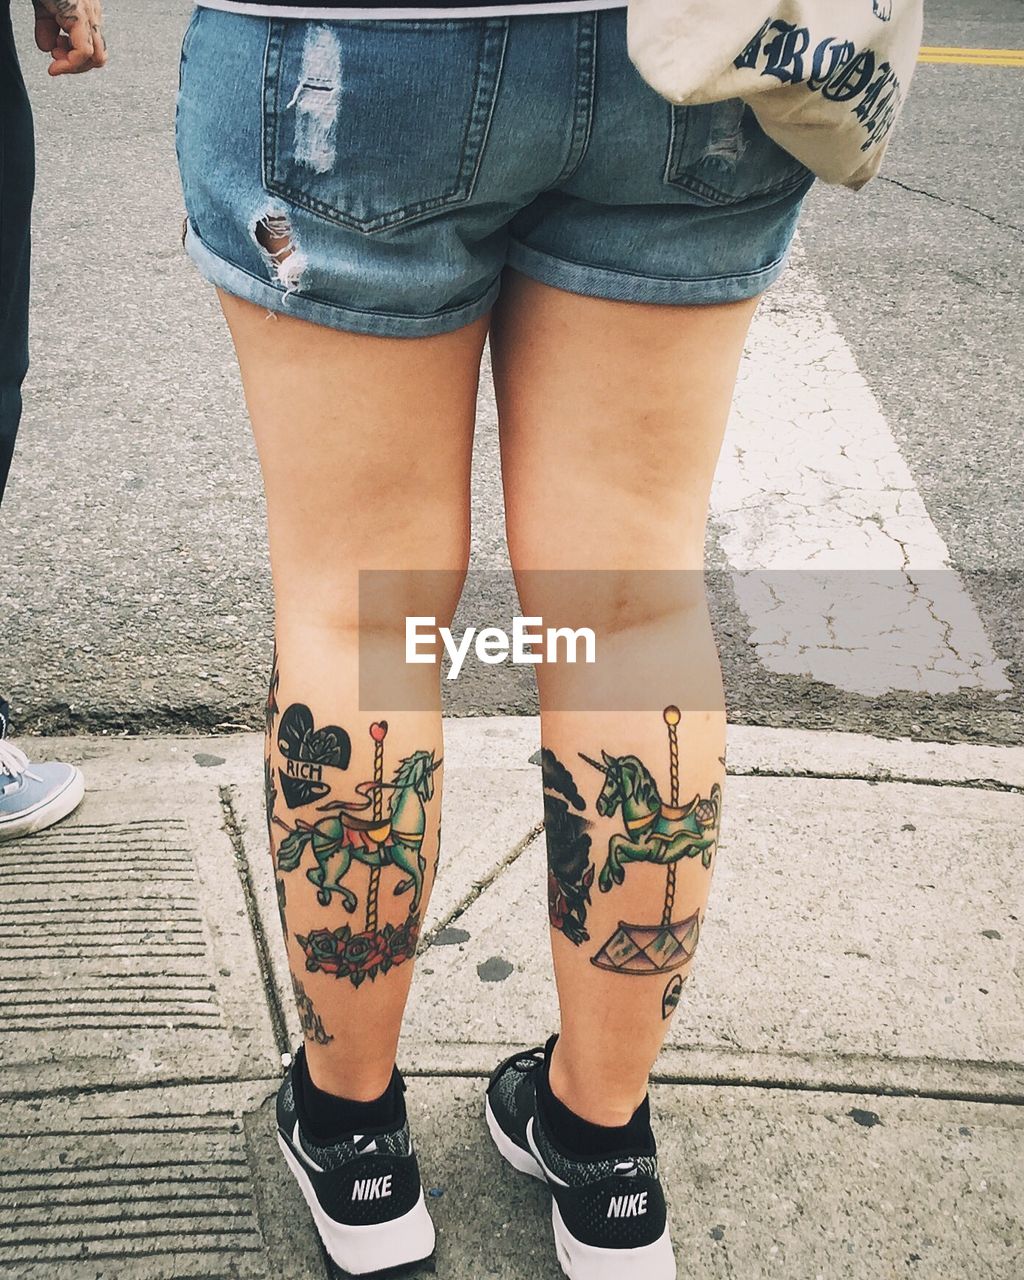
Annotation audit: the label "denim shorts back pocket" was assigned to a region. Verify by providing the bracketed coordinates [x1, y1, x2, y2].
[664, 99, 812, 207]
[262, 18, 509, 234]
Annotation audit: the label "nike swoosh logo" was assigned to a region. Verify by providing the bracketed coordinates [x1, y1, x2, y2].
[526, 1118, 569, 1188]
[291, 1120, 325, 1173]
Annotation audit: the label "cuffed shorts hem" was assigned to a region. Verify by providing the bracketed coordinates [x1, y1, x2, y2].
[505, 238, 794, 307]
[184, 221, 502, 338]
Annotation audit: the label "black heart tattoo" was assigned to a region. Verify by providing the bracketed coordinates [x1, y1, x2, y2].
[277, 703, 352, 808]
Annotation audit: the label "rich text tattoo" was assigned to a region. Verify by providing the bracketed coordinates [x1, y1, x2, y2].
[291, 975, 333, 1044]
[580, 707, 719, 975]
[542, 748, 594, 945]
[277, 703, 352, 808]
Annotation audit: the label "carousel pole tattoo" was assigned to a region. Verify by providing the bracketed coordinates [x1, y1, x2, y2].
[662, 706, 681, 929]
[366, 721, 388, 935]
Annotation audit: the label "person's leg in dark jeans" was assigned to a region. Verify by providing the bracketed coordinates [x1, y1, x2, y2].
[0, 0, 33, 501]
[0, 1, 87, 839]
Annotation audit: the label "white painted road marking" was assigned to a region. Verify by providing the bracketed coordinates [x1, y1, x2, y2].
[712, 251, 1010, 697]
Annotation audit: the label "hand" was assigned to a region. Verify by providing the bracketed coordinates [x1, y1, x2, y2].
[32, 0, 108, 76]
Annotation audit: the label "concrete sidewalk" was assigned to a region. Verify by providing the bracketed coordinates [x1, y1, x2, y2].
[1, 720, 1021, 1278]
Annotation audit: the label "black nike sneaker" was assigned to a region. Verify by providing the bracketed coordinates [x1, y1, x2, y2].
[485, 1039, 675, 1280]
[276, 1045, 435, 1276]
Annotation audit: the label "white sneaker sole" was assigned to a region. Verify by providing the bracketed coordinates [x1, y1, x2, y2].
[551, 1200, 676, 1280]
[485, 1096, 676, 1280]
[277, 1132, 436, 1276]
[0, 767, 85, 842]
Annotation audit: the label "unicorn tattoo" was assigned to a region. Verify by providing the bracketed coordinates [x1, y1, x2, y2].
[579, 749, 721, 893]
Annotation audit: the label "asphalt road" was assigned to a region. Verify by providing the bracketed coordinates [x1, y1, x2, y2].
[1, 0, 1021, 743]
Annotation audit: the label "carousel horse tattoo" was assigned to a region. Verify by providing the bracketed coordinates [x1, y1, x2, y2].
[578, 749, 721, 893]
[276, 737, 440, 916]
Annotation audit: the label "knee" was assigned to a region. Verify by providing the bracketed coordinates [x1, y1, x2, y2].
[274, 524, 470, 635]
[513, 566, 710, 642]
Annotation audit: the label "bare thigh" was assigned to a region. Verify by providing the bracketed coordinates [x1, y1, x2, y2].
[491, 267, 759, 574]
[218, 292, 491, 612]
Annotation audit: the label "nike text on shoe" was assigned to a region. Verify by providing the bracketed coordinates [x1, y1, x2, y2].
[0, 737, 85, 843]
[277, 1046, 435, 1276]
[485, 1043, 676, 1280]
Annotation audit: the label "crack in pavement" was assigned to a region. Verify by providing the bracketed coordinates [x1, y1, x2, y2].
[419, 820, 545, 951]
[218, 784, 290, 1062]
[878, 176, 1024, 240]
[5, 1067, 1021, 1111]
[727, 766, 1023, 794]
[643, 1072, 1024, 1109]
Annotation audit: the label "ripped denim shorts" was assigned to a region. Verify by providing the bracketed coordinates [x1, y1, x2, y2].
[175, 5, 815, 338]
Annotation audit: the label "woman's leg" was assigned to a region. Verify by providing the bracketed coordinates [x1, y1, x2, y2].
[490, 268, 758, 1125]
[218, 293, 489, 1100]
[0, 0, 33, 506]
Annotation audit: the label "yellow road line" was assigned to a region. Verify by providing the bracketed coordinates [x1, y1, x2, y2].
[919, 46, 1024, 67]
[920, 55, 1024, 66]
[920, 46, 1023, 56]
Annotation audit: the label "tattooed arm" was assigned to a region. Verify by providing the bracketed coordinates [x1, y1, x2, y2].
[32, 0, 107, 76]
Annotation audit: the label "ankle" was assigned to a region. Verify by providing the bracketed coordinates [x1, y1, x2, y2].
[537, 1045, 654, 1159]
[305, 1049, 396, 1104]
[547, 1039, 648, 1130]
[298, 1049, 405, 1143]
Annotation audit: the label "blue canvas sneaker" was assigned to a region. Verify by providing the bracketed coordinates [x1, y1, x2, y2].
[0, 701, 84, 842]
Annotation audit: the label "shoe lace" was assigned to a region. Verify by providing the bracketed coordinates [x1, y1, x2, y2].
[487, 1044, 548, 1099]
[511, 1046, 546, 1073]
[0, 740, 40, 785]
